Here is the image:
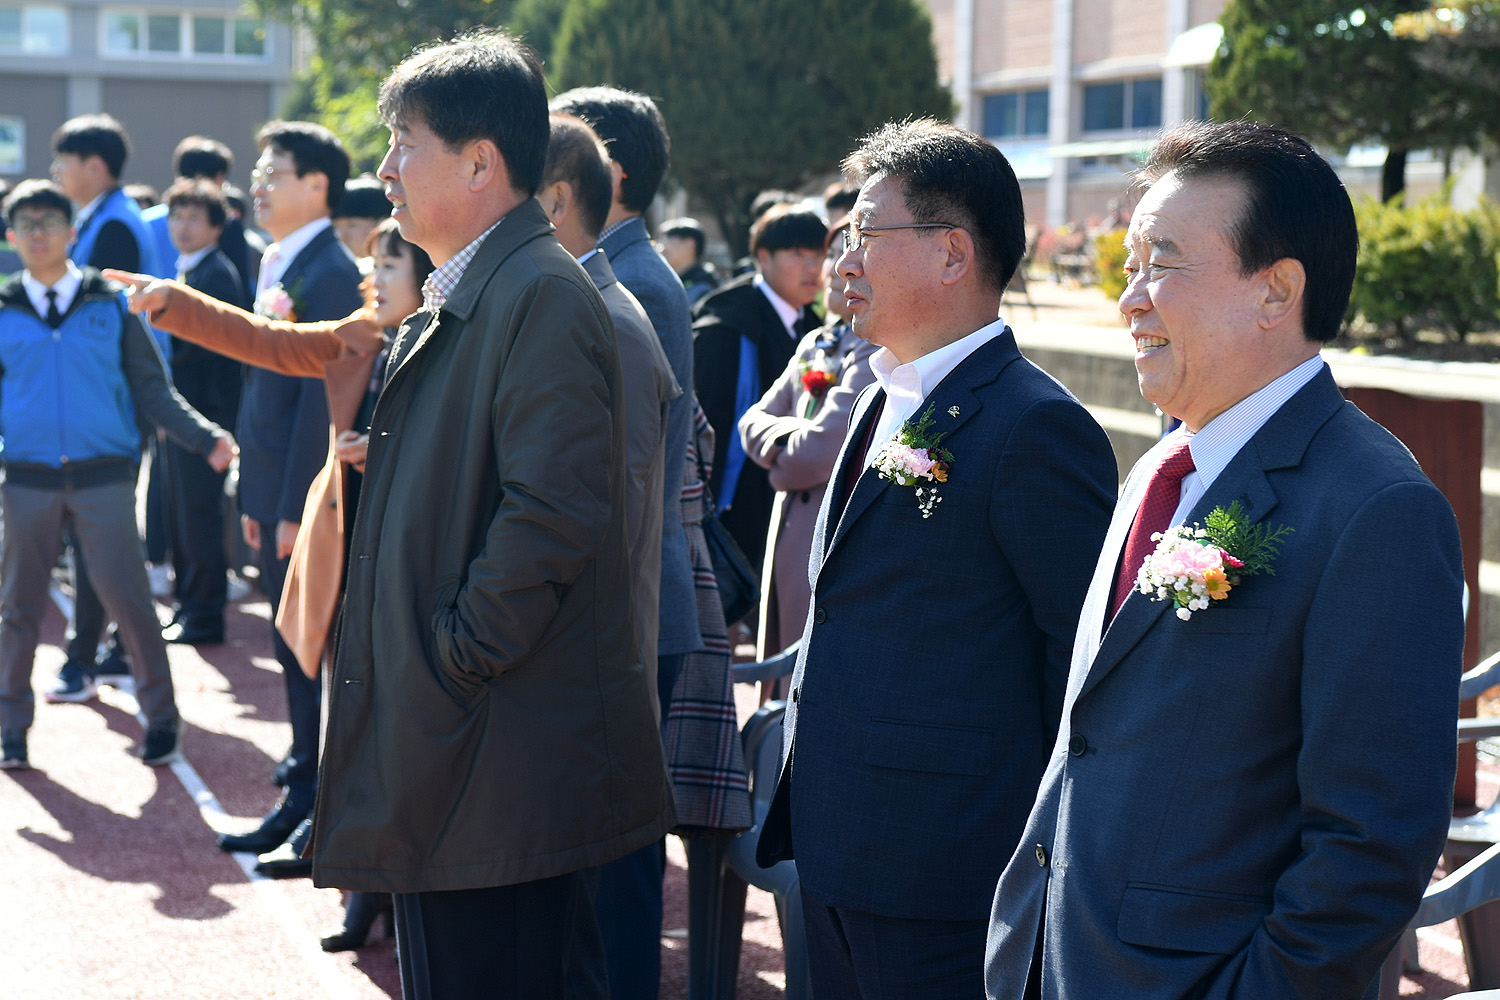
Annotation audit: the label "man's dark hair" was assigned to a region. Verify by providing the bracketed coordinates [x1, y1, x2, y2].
[173, 136, 234, 180]
[549, 87, 669, 214]
[660, 217, 705, 260]
[223, 184, 248, 219]
[4, 178, 73, 227]
[378, 30, 548, 197]
[1138, 119, 1356, 343]
[824, 182, 859, 219]
[372, 217, 436, 290]
[124, 184, 159, 210]
[256, 120, 352, 212]
[333, 175, 392, 221]
[749, 189, 796, 223]
[52, 114, 130, 180]
[543, 115, 613, 240]
[750, 205, 827, 255]
[165, 178, 229, 229]
[843, 118, 1026, 295]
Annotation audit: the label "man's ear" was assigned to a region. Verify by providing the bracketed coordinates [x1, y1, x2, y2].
[1259, 257, 1305, 330]
[541, 180, 572, 223]
[468, 139, 512, 195]
[608, 160, 625, 206]
[938, 227, 976, 287]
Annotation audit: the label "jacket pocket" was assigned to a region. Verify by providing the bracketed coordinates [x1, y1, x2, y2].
[1116, 882, 1271, 954]
[863, 717, 992, 776]
[430, 574, 486, 709]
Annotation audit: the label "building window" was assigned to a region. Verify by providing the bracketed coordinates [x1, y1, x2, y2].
[0, 116, 23, 174]
[101, 9, 268, 59]
[1083, 78, 1164, 133]
[982, 88, 1050, 139]
[0, 4, 68, 53]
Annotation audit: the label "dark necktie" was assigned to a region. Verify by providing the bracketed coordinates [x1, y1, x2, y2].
[45, 289, 62, 328]
[1110, 438, 1196, 618]
[838, 396, 885, 516]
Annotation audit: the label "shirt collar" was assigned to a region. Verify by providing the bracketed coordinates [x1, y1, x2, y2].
[1183, 355, 1326, 492]
[598, 216, 637, 246]
[75, 190, 108, 227]
[576, 247, 599, 266]
[422, 216, 503, 314]
[869, 316, 1008, 408]
[22, 261, 84, 317]
[175, 245, 215, 277]
[264, 217, 331, 281]
[753, 274, 801, 338]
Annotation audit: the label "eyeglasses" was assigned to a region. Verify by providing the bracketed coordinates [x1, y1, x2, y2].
[10, 216, 69, 237]
[250, 165, 290, 188]
[844, 221, 956, 253]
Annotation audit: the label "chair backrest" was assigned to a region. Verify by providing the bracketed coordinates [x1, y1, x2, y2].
[741, 702, 786, 814]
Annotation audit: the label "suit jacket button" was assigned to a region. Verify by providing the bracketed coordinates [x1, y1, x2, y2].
[790, 687, 800, 702]
[813, 607, 827, 625]
[1035, 844, 1048, 867]
[1069, 733, 1088, 756]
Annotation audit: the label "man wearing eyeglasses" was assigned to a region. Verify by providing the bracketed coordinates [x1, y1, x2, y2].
[755, 118, 1117, 997]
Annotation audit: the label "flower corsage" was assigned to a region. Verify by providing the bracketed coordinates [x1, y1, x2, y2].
[1137, 501, 1292, 620]
[798, 352, 840, 417]
[254, 279, 305, 322]
[871, 403, 953, 518]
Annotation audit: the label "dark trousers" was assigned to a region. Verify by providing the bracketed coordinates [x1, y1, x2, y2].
[801, 886, 989, 1000]
[162, 439, 228, 626]
[394, 871, 587, 1000]
[591, 843, 664, 1000]
[65, 529, 112, 666]
[256, 519, 319, 803]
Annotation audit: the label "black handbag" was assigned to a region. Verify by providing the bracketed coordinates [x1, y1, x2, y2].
[702, 505, 759, 626]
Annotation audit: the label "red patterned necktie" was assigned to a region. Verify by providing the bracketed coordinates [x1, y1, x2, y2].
[1110, 438, 1196, 618]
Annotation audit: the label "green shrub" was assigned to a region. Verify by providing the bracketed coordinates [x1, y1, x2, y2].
[1350, 194, 1500, 343]
[1094, 229, 1128, 301]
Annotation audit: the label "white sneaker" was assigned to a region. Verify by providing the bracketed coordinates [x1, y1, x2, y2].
[226, 571, 252, 602]
[146, 563, 173, 599]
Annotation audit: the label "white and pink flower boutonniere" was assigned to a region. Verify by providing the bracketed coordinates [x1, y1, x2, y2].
[872, 403, 954, 519]
[254, 280, 304, 322]
[1137, 501, 1292, 620]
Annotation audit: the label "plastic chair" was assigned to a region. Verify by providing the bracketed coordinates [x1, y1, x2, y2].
[682, 643, 809, 1000]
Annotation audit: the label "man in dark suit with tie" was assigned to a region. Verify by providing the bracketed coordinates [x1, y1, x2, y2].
[756, 118, 1116, 998]
[984, 120, 1466, 1000]
[216, 120, 362, 863]
[691, 204, 827, 574]
[157, 178, 244, 646]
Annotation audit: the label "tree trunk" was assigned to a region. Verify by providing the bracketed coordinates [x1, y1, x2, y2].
[1382, 147, 1409, 203]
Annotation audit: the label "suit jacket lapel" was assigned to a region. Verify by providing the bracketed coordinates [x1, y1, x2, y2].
[820, 385, 886, 560]
[278, 226, 337, 290]
[1073, 366, 1344, 703]
[820, 331, 1015, 561]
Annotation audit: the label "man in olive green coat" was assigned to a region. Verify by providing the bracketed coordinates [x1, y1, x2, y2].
[309, 32, 674, 999]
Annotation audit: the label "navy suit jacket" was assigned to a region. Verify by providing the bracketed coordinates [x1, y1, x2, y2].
[985, 366, 1465, 1000]
[758, 330, 1116, 921]
[236, 226, 362, 525]
[170, 248, 245, 430]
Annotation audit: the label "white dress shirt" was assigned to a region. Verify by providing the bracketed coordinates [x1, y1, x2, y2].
[22, 262, 84, 319]
[258, 217, 331, 294]
[863, 317, 1007, 468]
[1170, 354, 1326, 524]
[753, 274, 801, 339]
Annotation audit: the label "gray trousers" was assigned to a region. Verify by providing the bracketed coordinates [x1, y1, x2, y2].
[0, 479, 178, 736]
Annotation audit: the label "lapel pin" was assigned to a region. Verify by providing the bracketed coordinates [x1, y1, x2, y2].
[948, 406, 960, 418]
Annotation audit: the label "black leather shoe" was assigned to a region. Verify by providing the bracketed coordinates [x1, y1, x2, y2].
[162, 619, 224, 645]
[321, 892, 395, 952]
[218, 793, 308, 854]
[254, 819, 313, 878]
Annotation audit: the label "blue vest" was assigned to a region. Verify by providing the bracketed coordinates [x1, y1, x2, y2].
[70, 187, 160, 277]
[0, 284, 140, 466]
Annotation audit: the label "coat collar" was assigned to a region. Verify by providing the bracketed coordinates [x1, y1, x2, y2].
[582, 248, 619, 294]
[1072, 365, 1346, 703]
[817, 328, 1021, 563]
[386, 199, 557, 380]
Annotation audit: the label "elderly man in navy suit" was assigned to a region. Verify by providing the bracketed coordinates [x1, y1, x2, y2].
[756, 118, 1117, 997]
[984, 120, 1465, 1000]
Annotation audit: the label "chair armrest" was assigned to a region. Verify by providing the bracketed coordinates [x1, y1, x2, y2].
[1413, 841, 1500, 928]
[1461, 648, 1500, 702]
[732, 641, 801, 685]
[1458, 717, 1500, 743]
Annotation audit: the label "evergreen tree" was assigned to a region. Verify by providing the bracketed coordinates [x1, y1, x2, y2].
[1208, 1, 1498, 200]
[551, 0, 951, 256]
